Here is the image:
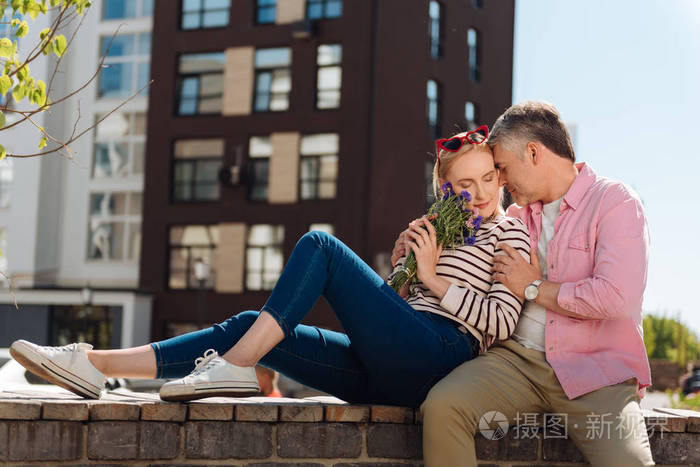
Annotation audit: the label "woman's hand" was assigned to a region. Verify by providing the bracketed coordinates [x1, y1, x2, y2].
[406, 217, 443, 284]
[390, 229, 409, 268]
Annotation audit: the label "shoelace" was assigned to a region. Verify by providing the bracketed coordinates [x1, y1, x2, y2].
[192, 349, 219, 376]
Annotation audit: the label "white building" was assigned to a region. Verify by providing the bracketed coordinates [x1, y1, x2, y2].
[0, 0, 153, 349]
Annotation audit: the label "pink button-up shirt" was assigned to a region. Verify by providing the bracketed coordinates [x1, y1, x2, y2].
[506, 163, 651, 399]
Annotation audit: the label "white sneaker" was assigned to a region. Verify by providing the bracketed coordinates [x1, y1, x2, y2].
[9, 340, 105, 399]
[159, 349, 260, 402]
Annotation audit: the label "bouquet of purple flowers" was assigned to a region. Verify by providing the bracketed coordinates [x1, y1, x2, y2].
[389, 182, 483, 293]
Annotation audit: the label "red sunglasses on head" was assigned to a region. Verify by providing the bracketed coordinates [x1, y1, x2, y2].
[435, 125, 489, 156]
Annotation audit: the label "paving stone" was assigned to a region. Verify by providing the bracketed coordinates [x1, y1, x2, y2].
[325, 405, 370, 423]
[643, 409, 686, 432]
[650, 432, 700, 465]
[138, 421, 180, 460]
[370, 405, 414, 424]
[0, 401, 41, 420]
[185, 421, 272, 459]
[7, 421, 83, 461]
[475, 430, 539, 462]
[655, 407, 700, 433]
[0, 421, 8, 461]
[188, 402, 234, 420]
[139, 402, 187, 422]
[366, 424, 422, 459]
[88, 421, 139, 460]
[280, 404, 323, 422]
[541, 436, 585, 463]
[277, 422, 361, 458]
[89, 402, 140, 420]
[235, 404, 278, 422]
[42, 401, 89, 420]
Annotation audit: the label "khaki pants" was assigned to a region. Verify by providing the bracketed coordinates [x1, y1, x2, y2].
[421, 339, 655, 467]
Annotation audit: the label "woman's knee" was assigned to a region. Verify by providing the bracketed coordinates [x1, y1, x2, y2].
[299, 230, 333, 249]
[218, 311, 260, 335]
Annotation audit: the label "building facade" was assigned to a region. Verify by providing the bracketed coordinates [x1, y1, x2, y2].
[142, 0, 515, 339]
[0, 0, 154, 349]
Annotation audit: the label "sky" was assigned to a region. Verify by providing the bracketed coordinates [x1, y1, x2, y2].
[512, 0, 700, 333]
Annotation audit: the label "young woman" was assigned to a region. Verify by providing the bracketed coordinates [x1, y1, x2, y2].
[10, 126, 530, 408]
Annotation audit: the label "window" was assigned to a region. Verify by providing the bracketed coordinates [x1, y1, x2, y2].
[50, 305, 117, 349]
[467, 28, 481, 82]
[173, 139, 224, 202]
[169, 225, 219, 289]
[246, 225, 284, 291]
[309, 224, 334, 235]
[0, 158, 12, 208]
[87, 192, 142, 261]
[429, 1, 443, 59]
[102, 0, 153, 19]
[427, 80, 440, 139]
[98, 33, 151, 99]
[299, 133, 338, 200]
[181, 0, 231, 29]
[248, 136, 271, 201]
[316, 44, 342, 109]
[256, 0, 276, 24]
[93, 112, 147, 179]
[307, 0, 342, 19]
[176, 52, 225, 115]
[254, 48, 292, 112]
[465, 101, 478, 130]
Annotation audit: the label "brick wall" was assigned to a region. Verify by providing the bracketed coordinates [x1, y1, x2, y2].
[0, 391, 699, 466]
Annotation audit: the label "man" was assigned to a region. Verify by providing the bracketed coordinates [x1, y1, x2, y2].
[421, 101, 654, 466]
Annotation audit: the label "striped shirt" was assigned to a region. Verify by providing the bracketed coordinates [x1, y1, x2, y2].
[388, 216, 531, 352]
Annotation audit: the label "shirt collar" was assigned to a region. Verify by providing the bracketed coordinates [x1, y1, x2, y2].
[524, 162, 595, 217]
[562, 162, 595, 211]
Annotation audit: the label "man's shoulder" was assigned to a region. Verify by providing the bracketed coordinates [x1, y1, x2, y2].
[587, 173, 643, 206]
[505, 203, 529, 220]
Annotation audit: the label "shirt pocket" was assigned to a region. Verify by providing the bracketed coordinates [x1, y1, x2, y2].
[568, 232, 590, 252]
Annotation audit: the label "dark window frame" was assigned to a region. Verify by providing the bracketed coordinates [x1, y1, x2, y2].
[253, 66, 291, 113]
[245, 226, 285, 292]
[180, 0, 231, 30]
[468, 28, 481, 83]
[306, 0, 343, 20]
[172, 157, 222, 203]
[247, 156, 270, 202]
[299, 154, 338, 200]
[175, 53, 225, 116]
[315, 44, 342, 110]
[168, 225, 218, 290]
[255, 0, 276, 25]
[429, 1, 444, 59]
[427, 79, 441, 139]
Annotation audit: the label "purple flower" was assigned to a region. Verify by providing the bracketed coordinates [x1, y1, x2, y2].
[441, 181, 454, 194]
[474, 215, 483, 230]
[466, 236, 476, 245]
[460, 190, 472, 202]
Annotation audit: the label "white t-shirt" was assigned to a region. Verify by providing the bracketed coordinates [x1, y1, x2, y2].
[511, 197, 562, 351]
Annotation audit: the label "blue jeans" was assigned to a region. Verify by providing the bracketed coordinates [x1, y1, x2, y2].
[151, 231, 479, 407]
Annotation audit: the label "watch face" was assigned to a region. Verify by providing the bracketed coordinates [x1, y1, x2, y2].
[525, 285, 537, 301]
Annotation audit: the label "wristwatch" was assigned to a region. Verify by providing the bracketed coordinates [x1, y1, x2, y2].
[524, 279, 543, 301]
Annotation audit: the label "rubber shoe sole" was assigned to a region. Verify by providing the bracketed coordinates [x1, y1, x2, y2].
[160, 383, 260, 402]
[9, 341, 102, 399]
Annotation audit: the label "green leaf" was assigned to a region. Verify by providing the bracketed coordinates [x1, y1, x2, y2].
[53, 34, 66, 57]
[0, 111, 5, 129]
[0, 38, 13, 58]
[10, 19, 20, 27]
[15, 20, 28, 38]
[12, 84, 25, 101]
[0, 145, 6, 161]
[16, 64, 28, 83]
[38, 137, 47, 149]
[39, 28, 50, 41]
[0, 75, 11, 96]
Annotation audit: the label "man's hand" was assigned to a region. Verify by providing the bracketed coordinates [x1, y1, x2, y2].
[492, 243, 541, 300]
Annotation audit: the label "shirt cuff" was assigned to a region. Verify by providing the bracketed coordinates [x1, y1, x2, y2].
[557, 281, 578, 314]
[439, 283, 463, 315]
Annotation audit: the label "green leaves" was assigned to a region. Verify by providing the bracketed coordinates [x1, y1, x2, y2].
[0, 145, 6, 161]
[53, 35, 67, 57]
[38, 136, 47, 149]
[0, 111, 5, 129]
[0, 38, 13, 58]
[0, 75, 11, 96]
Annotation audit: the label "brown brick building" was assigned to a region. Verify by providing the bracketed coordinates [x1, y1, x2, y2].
[141, 0, 515, 339]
